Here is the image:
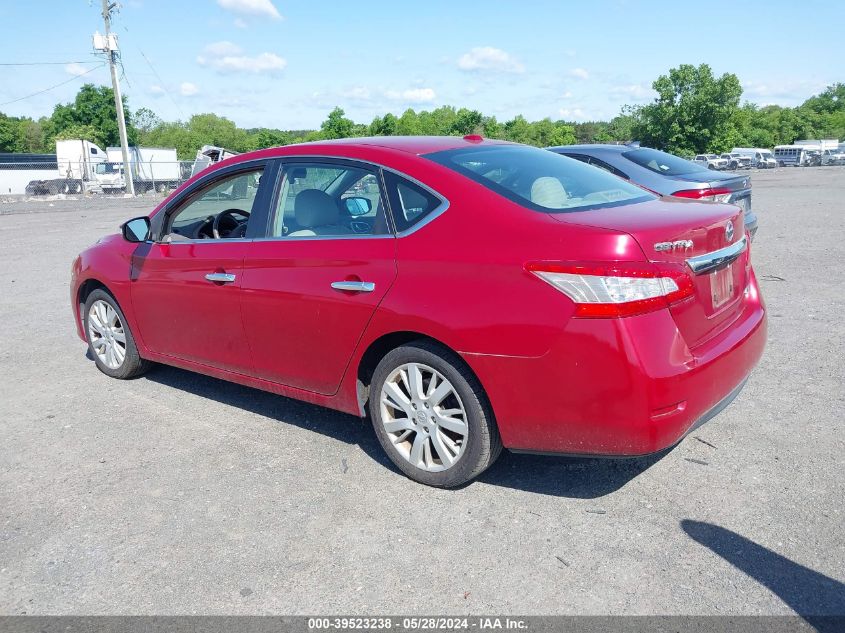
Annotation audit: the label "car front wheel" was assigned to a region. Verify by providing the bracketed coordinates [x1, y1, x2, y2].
[370, 341, 502, 487]
[83, 289, 151, 379]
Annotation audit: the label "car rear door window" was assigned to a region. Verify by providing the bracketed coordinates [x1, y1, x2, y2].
[270, 163, 390, 238]
[382, 171, 444, 232]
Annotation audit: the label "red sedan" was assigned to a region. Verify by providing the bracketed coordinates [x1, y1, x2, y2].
[70, 136, 766, 487]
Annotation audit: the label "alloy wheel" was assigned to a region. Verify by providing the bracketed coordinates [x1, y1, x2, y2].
[88, 300, 127, 369]
[379, 362, 468, 472]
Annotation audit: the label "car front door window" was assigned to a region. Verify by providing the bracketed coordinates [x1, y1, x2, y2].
[165, 168, 264, 240]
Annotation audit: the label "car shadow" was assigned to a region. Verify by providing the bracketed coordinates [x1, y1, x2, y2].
[132, 362, 663, 498]
[681, 520, 845, 629]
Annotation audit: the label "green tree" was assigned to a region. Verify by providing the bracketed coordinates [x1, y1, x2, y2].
[449, 108, 483, 136]
[254, 128, 294, 149]
[320, 107, 355, 139]
[54, 124, 101, 144]
[0, 113, 19, 151]
[368, 113, 399, 136]
[632, 64, 742, 154]
[529, 118, 576, 147]
[396, 108, 422, 135]
[503, 115, 532, 144]
[45, 84, 137, 148]
[134, 107, 162, 137]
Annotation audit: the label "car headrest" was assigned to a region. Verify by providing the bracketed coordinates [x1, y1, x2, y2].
[294, 189, 339, 228]
[531, 177, 568, 208]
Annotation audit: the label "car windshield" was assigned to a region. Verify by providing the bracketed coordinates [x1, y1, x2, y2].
[621, 147, 709, 176]
[424, 145, 653, 212]
[761, 152, 774, 159]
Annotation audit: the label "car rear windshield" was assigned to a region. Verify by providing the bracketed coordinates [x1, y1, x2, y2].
[424, 145, 653, 212]
[621, 147, 709, 176]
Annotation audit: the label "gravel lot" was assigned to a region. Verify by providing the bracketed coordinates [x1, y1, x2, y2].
[1, 168, 843, 616]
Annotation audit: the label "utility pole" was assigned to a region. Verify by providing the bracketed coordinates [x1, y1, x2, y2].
[100, 0, 134, 195]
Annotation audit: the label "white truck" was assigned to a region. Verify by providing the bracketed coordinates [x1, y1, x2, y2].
[97, 146, 181, 193]
[191, 145, 240, 176]
[24, 139, 106, 195]
[732, 148, 777, 169]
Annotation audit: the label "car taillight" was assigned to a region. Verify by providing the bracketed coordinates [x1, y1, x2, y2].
[526, 261, 694, 318]
[672, 187, 733, 203]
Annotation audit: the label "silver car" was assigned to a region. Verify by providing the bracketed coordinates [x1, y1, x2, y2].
[548, 144, 758, 239]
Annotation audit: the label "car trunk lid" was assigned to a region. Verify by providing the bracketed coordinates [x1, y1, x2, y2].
[553, 198, 749, 348]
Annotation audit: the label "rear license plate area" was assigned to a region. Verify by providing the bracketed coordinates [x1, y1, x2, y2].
[711, 264, 735, 309]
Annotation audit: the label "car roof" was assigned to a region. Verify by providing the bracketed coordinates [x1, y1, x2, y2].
[549, 144, 631, 154]
[274, 135, 512, 156]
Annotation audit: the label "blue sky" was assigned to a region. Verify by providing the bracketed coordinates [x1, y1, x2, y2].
[1, 0, 842, 130]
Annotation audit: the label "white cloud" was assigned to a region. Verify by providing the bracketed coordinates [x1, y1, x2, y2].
[197, 42, 287, 74]
[561, 90, 573, 99]
[340, 86, 372, 101]
[559, 107, 588, 121]
[569, 68, 589, 80]
[742, 79, 828, 105]
[202, 41, 243, 57]
[180, 82, 199, 97]
[610, 83, 655, 101]
[65, 63, 89, 77]
[216, 0, 281, 19]
[385, 87, 437, 103]
[234, 18, 247, 28]
[148, 84, 165, 97]
[457, 47, 525, 74]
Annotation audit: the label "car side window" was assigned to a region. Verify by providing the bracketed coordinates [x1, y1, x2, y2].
[586, 157, 628, 180]
[270, 163, 390, 238]
[165, 168, 263, 240]
[382, 171, 443, 232]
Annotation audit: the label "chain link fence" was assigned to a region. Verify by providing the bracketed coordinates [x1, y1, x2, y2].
[0, 159, 198, 196]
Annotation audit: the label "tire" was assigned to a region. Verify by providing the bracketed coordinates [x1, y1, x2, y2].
[369, 340, 502, 487]
[83, 289, 151, 379]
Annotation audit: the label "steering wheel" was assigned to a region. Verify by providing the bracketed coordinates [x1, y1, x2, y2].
[213, 208, 250, 239]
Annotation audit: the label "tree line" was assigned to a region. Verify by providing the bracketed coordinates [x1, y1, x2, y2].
[1, 64, 843, 160]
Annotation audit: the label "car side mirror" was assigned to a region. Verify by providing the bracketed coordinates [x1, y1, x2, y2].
[344, 196, 372, 216]
[121, 216, 151, 243]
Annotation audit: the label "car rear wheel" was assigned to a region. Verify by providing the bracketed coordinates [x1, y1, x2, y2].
[83, 289, 151, 379]
[370, 341, 502, 487]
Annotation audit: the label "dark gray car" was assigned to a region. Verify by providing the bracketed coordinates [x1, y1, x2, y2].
[548, 144, 758, 239]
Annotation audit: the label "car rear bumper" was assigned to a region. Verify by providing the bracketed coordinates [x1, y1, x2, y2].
[463, 270, 767, 456]
[744, 211, 759, 241]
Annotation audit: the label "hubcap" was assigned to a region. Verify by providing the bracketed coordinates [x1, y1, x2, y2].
[87, 300, 127, 369]
[380, 362, 468, 472]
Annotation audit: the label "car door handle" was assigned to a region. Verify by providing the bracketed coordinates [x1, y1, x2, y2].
[331, 280, 375, 293]
[205, 272, 237, 283]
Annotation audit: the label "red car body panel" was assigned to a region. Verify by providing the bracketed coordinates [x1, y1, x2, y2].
[71, 137, 766, 457]
[130, 241, 252, 373]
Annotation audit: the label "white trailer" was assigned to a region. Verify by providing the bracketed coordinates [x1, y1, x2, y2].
[23, 140, 106, 194]
[0, 153, 58, 195]
[795, 139, 840, 151]
[98, 146, 181, 193]
[191, 145, 240, 176]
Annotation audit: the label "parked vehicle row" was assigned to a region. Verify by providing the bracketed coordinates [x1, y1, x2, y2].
[72, 136, 766, 487]
[549, 144, 758, 239]
[691, 148, 778, 170]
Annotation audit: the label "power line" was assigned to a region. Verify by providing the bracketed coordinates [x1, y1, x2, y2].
[124, 24, 184, 119]
[0, 63, 105, 107]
